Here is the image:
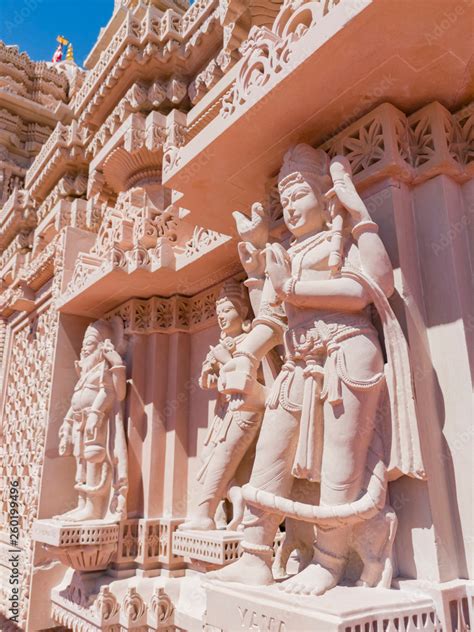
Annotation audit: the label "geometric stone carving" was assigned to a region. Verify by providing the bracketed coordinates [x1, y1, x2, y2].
[32, 521, 119, 548]
[173, 529, 244, 569]
[0, 305, 58, 628]
[105, 283, 224, 335]
[136, 518, 185, 573]
[115, 518, 185, 574]
[32, 521, 119, 572]
[172, 530, 284, 571]
[0, 0, 473, 626]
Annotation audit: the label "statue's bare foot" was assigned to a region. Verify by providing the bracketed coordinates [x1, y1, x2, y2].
[279, 562, 339, 596]
[53, 505, 83, 521]
[178, 517, 216, 531]
[207, 553, 273, 585]
[63, 507, 101, 522]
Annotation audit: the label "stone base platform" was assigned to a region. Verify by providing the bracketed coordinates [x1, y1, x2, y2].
[32, 519, 119, 572]
[203, 582, 441, 632]
[172, 529, 243, 570]
[172, 529, 284, 572]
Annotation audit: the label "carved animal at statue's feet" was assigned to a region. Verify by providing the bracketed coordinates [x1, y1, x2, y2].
[352, 505, 398, 588]
[273, 518, 314, 579]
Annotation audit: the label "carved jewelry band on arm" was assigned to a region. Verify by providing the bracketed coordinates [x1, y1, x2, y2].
[282, 276, 298, 299]
[351, 219, 379, 241]
[109, 363, 126, 371]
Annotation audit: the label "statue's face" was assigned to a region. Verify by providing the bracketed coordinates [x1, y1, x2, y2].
[281, 180, 325, 238]
[216, 299, 243, 337]
[81, 333, 99, 359]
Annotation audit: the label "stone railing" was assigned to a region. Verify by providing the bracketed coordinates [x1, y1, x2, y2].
[180, 0, 218, 38]
[72, 12, 142, 117]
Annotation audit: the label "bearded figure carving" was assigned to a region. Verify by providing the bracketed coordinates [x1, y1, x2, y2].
[54, 317, 128, 523]
[208, 144, 425, 596]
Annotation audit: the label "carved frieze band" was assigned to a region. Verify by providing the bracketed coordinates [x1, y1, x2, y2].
[106, 282, 225, 335]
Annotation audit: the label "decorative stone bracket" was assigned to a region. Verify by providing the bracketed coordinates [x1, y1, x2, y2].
[32, 520, 120, 573]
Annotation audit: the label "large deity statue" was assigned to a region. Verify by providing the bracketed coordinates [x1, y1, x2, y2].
[180, 280, 267, 532]
[209, 144, 425, 595]
[54, 317, 128, 523]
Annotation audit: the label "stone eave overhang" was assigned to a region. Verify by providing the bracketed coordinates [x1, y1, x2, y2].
[84, 1, 190, 71]
[162, 0, 473, 235]
[55, 226, 237, 318]
[25, 122, 88, 201]
[83, 5, 133, 70]
[0, 89, 70, 129]
[74, 2, 222, 130]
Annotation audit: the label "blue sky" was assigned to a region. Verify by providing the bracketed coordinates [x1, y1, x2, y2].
[0, 0, 115, 67]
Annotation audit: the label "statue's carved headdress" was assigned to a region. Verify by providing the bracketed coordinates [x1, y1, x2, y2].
[84, 316, 126, 355]
[278, 144, 331, 196]
[85, 320, 113, 343]
[217, 279, 250, 321]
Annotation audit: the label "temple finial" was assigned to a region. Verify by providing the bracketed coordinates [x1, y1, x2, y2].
[66, 42, 74, 62]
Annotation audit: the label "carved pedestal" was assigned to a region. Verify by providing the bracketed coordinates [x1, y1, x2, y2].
[172, 530, 284, 573]
[32, 520, 119, 572]
[172, 530, 243, 572]
[203, 583, 441, 632]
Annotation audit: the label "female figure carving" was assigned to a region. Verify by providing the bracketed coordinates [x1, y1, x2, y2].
[180, 280, 266, 531]
[210, 144, 425, 595]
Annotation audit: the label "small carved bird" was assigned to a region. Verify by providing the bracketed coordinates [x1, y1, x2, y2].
[232, 202, 269, 249]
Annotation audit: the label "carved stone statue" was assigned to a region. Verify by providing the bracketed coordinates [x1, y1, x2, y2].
[54, 317, 128, 522]
[179, 280, 266, 532]
[209, 144, 425, 595]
